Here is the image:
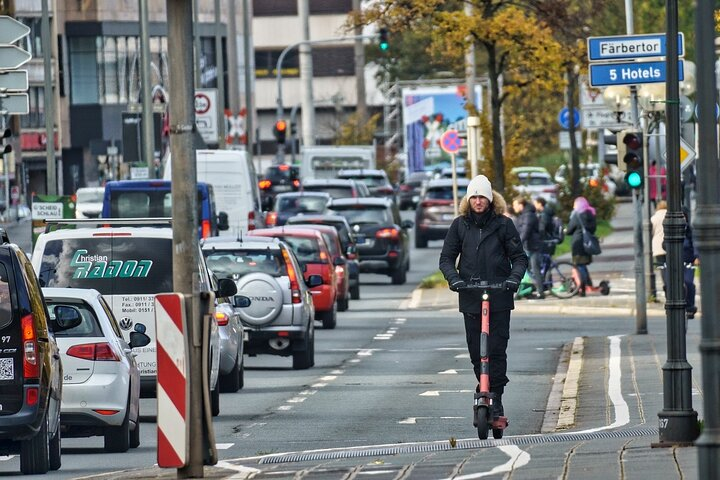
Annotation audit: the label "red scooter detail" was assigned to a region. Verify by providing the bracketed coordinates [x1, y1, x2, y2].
[462, 281, 509, 440]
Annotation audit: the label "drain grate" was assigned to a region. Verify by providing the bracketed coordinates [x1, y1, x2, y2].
[258, 426, 658, 464]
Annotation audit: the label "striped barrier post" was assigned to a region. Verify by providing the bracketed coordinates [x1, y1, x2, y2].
[155, 293, 189, 468]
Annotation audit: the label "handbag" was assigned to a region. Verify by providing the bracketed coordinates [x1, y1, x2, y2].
[577, 213, 602, 256]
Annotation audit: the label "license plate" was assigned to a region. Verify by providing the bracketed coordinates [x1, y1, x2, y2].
[442, 214, 454, 221]
[274, 185, 292, 192]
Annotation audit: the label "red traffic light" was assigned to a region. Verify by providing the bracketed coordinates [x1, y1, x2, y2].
[623, 133, 642, 150]
[275, 120, 287, 132]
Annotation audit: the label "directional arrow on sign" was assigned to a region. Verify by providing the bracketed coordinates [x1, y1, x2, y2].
[0, 70, 28, 91]
[0, 16, 31, 45]
[0, 45, 32, 70]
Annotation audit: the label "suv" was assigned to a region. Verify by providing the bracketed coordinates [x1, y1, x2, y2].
[202, 236, 320, 369]
[300, 178, 369, 199]
[0, 232, 82, 474]
[337, 169, 395, 202]
[329, 198, 413, 285]
[259, 164, 301, 211]
[415, 178, 469, 248]
[31, 219, 230, 416]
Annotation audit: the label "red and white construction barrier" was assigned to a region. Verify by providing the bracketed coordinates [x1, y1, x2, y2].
[155, 293, 189, 468]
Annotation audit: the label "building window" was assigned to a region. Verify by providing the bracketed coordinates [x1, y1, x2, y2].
[20, 87, 45, 129]
[253, 0, 297, 16]
[69, 37, 99, 104]
[17, 17, 43, 57]
[255, 49, 299, 78]
[309, 0, 352, 14]
[313, 47, 354, 77]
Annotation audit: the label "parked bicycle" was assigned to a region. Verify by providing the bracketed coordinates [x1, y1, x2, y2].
[516, 241, 579, 299]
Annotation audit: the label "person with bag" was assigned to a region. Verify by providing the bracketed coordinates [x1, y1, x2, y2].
[566, 196, 599, 297]
[512, 196, 545, 299]
[439, 174, 528, 421]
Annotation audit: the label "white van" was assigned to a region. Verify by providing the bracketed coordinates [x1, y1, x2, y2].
[300, 145, 376, 180]
[164, 149, 264, 235]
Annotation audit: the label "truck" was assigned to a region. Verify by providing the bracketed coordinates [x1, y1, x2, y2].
[299, 145, 376, 180]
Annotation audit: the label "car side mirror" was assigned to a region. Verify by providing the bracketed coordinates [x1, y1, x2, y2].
[307, 274, 323, 287]
[217, 278, 238, 298]
[401, 219, 414, 229]
[52, 305, 83, 331]
[333, 256, 346, 266]
[130, 331, 151, 348]
[233, 295, 252, 308]
[217, 211, 229, 231]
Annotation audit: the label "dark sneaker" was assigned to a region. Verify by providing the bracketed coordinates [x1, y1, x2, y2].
[687, 306, 697, 319]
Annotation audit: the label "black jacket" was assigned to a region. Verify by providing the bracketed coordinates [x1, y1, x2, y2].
[566, 210, 597, 257]
[439, 210, 528, 313]
[515, 203, 542, 252]
[538, 204, 556, 240]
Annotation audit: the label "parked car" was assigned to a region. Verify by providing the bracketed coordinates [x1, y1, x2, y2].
[42, 287, 150, 453]
[249, 227, 339, 329]
[202, 236, 319, 369]
[300, 178, 369, 199]
[415, 178, 469, 248]
[337, 169, 396, 202]
[265, 191, 332, 227]
[398, 171, 431, 210]
[328, 198, 413, 285]
[510, 166, 558, 203]
[31, 219, 229, 416]
[75, 187, 105, 219]
[0, 233, 82, 474]
[554, 162, 618, 199]
[285, 214, 362, 300]
[213, 296, 245, 393]
[258, 164, 301, 211]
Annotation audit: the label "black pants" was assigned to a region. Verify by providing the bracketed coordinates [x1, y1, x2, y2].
[462, 310, 511, 393]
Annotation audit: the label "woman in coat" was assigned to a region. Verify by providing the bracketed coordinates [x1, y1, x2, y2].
[565, 196, 597, 296]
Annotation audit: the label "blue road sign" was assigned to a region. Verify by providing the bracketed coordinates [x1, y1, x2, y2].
[694, 103, 720, 121]
[558, 108, 581, 130]
[589, 60, 684, 88]
[587, 33, 684, 62]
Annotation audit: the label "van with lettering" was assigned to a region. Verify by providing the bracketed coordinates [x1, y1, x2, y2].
[30, 221, 226, 411]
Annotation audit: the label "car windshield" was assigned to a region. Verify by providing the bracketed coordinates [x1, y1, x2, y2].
[38, 237, 174, 295]
[517, 174, 552, 186]
[204, 249, 285, 278]
[265, 166, 299, 182]
[303, 186, 353, 199]
[277, 196, 328, 213]
[46, 299, 104, 337]
[77, 189, 104, 203]
[347, 176, 387, 187]
[426, 186, 467, 200]
[329, 205, 392, 225]
[276, 236, 323, 263]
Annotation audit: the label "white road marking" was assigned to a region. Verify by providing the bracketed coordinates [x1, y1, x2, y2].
[349, 359, 361, 363]
[0, 455, 14, 461]
[330, 369, 344, 375]
[359, 470, 397, 475]
[420, 389, 474, 397]
[437, 347, 467, 351]
[442, 445, 531, 479]
[277, 405, 292, 411]
[215, 460, 261, 476]
[455, 353, 470, 359]
[439, 369, 458, 374]
[320, 375, 337, 381]
[399, 416, 464, 424]
[287, 397, 306, 403]
[358, 349, 374, 356]
[216, 443, 234, 450]
[299, 390, 317, 396]
[312, 383, 328, 388]
[394, 318, 407, 324]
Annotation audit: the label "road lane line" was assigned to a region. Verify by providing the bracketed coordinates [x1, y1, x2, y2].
[420, 389, 473, 397]
[215, 460, 261, 478]
[442, 445, 531, 479]
[216, 443, 234, 449]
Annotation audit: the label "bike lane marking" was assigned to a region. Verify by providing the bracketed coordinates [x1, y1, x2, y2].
[440, 445, 531, 480]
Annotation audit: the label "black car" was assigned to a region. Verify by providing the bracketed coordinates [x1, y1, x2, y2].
[266, 192, 332, 227]
[328, 198, 413, 285]
[398, 171, 431, 210]
[259, 164, 301, 210]
[300, 178, 370, 199]
[285, 213, 362, 300]
[0, 231, 82, 474]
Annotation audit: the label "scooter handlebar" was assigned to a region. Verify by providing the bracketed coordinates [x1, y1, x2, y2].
[458, 281, 506, 291]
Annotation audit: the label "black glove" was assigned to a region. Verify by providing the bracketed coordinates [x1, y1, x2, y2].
[449, 279, 467, 292]
[503, 279, 519, 293]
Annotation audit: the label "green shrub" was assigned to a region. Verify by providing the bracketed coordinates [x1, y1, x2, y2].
[420, 271, 448, 289]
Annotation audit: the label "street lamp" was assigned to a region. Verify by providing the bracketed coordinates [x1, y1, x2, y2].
[602, 86, 632, 122]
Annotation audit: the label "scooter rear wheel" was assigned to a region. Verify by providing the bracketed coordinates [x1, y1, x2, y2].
[476, 407, 489, 440]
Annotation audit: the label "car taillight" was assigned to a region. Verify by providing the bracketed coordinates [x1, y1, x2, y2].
[376, 228, 400, 241]
[21, 314, 39, 379]
[248, 211, 256, 230]
[292, 179, 300, 188]
[215, 312, 230, 326]
[542, 187, 558, 193]
[202, 219, 211, 238]
[319, 251, 328, 261]
[266, 212, 277, 227]
[259, 179, 272, 190]
[281, 248, 302, 304]
[421, 199, 451, 208]
[377, 186, 394, 194]
[67, 343, 120, 362]
[26, 387, 38, 406]
[399, 184, 412, 192]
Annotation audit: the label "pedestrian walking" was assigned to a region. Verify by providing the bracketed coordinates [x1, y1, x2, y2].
[512, 196, 544, 299]
[535, 196, 558, 255]
[651, 200, 667, 291]
[439, 174, 528, 420]
[565, 196, 597, 297]
[681, 208, 699, 318]
[648, 160, 667, 206]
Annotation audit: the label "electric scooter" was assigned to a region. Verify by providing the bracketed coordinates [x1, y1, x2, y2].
[571, 268, 610, 296]
[460, 280, 509, 440]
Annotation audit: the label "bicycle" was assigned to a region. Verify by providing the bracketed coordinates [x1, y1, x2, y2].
[516, 241, 579, 299]
[458, 280, 509, 440]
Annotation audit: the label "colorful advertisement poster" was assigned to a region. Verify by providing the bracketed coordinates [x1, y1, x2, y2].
[402, 85, 483, 174]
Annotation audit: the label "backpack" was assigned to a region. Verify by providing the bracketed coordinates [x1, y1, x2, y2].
[550, 216, 565, 243]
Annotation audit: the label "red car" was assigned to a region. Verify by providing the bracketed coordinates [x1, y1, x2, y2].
[249, 227, 340, 329]
[284, 223, 350, 312]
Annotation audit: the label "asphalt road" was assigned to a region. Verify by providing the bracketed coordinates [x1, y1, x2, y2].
[0, 213, 627, 478]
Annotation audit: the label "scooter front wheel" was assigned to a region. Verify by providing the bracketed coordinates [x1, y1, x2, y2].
[476, 407, 489, 440]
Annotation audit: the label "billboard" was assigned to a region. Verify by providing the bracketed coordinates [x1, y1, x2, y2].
[401, 85, 482, 174]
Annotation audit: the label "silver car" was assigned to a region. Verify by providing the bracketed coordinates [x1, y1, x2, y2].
[43, 287, 150, 453]
[213, 294, 245, 392]
[202, 236, 320, 370]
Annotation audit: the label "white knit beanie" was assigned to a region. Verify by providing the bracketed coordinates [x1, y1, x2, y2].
[465, 175, 493, 202]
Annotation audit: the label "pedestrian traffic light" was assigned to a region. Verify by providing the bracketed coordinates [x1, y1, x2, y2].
[617, 130, 644, 189]
[1, 129, 11, 158]
[273, 119, 287, 144]
[378, 28, 389, 51]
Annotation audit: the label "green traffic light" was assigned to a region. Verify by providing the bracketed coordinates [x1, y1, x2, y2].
[380, 42, 389, 51]
[625, 171, 643, 189]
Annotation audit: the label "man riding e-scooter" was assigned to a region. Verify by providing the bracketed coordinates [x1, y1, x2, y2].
[439, 175, 528, 427]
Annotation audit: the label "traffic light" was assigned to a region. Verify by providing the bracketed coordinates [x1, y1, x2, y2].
[1, 129, 11, 158]
[617, 130, 644, 189]
[273, 119, 287, 144]
[378, 28, 389, 51]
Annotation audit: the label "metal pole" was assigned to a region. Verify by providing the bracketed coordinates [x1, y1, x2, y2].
[451, 153, 458, 217]
[41, 0, 55, 195]
[1, 115, 8, 221]
[139, 0, 155, 169]
[192, 0, 201, 87]
[166, 0, 204, 475]
[290, 103, 300, 164]
[643, 116, 657, 301]
[694, 0, 720, 473]
[241, 0, 254, 162]
[352, 0, 366, 123]
[464, 1, 476, 115]
[298, 0, 315, 148]
[214, 0, 226, 148]
[226, 0, 239, 124]
[467, 116, 480, 178]
[656, 0, 699, 446]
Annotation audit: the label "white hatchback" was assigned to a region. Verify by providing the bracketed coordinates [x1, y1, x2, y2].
[43, 287, 150, 453]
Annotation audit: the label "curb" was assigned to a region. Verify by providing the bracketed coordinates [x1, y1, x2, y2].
[556, 337, 584, 431]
